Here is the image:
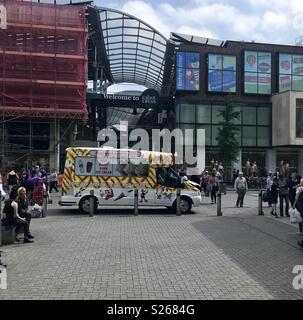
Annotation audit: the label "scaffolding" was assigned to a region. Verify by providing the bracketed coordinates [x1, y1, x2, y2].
[0, 0, 88, 119]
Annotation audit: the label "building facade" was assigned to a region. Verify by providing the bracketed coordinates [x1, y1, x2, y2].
[0, 0, 87, 172]
[174, 36, 303, 176]
[1, 0, 303, 177]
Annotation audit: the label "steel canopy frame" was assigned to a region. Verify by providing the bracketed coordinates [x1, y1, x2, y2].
[97, 7, 169, 92]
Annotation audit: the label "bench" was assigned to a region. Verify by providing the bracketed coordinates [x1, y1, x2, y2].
[1, 226, 15, 245]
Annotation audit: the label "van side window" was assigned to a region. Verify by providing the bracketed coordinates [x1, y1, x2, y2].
[156, 168, 180, 188]
[156, 167, 167, 185]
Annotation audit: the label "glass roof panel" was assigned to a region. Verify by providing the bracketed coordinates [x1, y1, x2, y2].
[123, 19, 140, 28]
[106, 12, 123, 20]
[106, 20, 123, 29]
[98, 7, 168, 90]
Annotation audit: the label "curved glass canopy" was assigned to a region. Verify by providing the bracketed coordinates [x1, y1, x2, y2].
[97, 7, 168, 91]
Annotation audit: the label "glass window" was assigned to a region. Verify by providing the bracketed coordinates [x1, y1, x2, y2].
[212, 105, 225, 124]
[242, 106, 256, 125]
[231, 106, 242, 125]
[257, 107, 271, 125]
[211, 125, 222, 146]
[279, 53, 292, 75]
[279, 53, 303, 92]
[176, 52, 200, 91]
[292, 76, 303, 91]
[257, 127, 270, 147]
[242, 127, 257, 146]
[244, 51, 258, 72]
[234, 128, 241, 145]
[244, 51, 271, 94]
[296, 99, 303, 138]
[196, 125, 211, 146]
[208, 54, 236, 93]
[179, 104, 195, 123]
[279, 74, 291, 92]
[196, 104, 211, 123]
[179, 124, 196, 145]
[175, 104, 181, 123]
[244, 72, 258, 93]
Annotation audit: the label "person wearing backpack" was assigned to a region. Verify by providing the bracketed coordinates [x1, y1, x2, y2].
[293, 178, 303, 238]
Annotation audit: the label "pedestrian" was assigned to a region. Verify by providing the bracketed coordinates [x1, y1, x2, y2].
[31, 165, 39, 178]
[40, 167, 48, 191]
[218, 162, 224, 174]
[0, 173, 6, 199]
[289, 173, 297, 207]
[293, 178, 303, 237]
[266, 171, 273, 207]
[1, 189, 33, 243]
[7, 169, 19, 193]
[19, 168, 29, 189]
[49, 169, 59, 193]
[16, 187, 34, 241]
[278, 174, 290, 217]
[32, 173, 44, 205]
[270, 177, 279, 217]
[200, 170, 210, 196]
[234, 172, 248, 207]
[208, 171, 219, 204]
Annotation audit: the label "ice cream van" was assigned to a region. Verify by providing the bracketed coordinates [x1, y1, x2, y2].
[59, 147, 201, 214]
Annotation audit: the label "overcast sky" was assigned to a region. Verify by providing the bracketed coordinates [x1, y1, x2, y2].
[95, 0, 303, 45]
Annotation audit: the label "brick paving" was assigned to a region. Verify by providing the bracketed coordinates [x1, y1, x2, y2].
[0, 191, 302, 300]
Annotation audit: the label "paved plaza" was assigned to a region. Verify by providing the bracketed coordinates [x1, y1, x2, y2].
[0, 191, 303, 300]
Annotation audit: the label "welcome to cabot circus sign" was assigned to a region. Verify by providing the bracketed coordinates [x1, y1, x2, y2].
[102, 89, 160, 108]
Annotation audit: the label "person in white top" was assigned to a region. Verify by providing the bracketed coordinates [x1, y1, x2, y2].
[234, 172, 248, 207]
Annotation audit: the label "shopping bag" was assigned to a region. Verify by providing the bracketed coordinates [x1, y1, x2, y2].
[290, 208, 302, 224]
[30, 204, 42, 218]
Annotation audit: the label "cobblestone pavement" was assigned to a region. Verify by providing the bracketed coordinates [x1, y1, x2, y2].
[0, 191, 302, 300]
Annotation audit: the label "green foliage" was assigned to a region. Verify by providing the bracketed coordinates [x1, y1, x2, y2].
[216, 100, 240, 165]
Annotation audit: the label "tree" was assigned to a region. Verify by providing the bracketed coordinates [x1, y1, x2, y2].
[216, 100, 241, 180]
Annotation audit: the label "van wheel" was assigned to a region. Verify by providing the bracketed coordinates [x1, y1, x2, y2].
[79, 196, 98, 214]
[172, 197, 192, 214]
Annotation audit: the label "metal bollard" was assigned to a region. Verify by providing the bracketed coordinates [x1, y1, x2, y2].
[89, 190, 94, 217]
[258, 190, 264, 216]
[176, 188, 181, 216]
[134, 188, 139, 216]
[217, 192, 222, 216]
[42, 189, 47, 218]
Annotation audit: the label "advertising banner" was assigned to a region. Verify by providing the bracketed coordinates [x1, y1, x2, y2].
[244, 51, 271, 94]
[208, 54, 236, 92]
[176, 52, 200, 91]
